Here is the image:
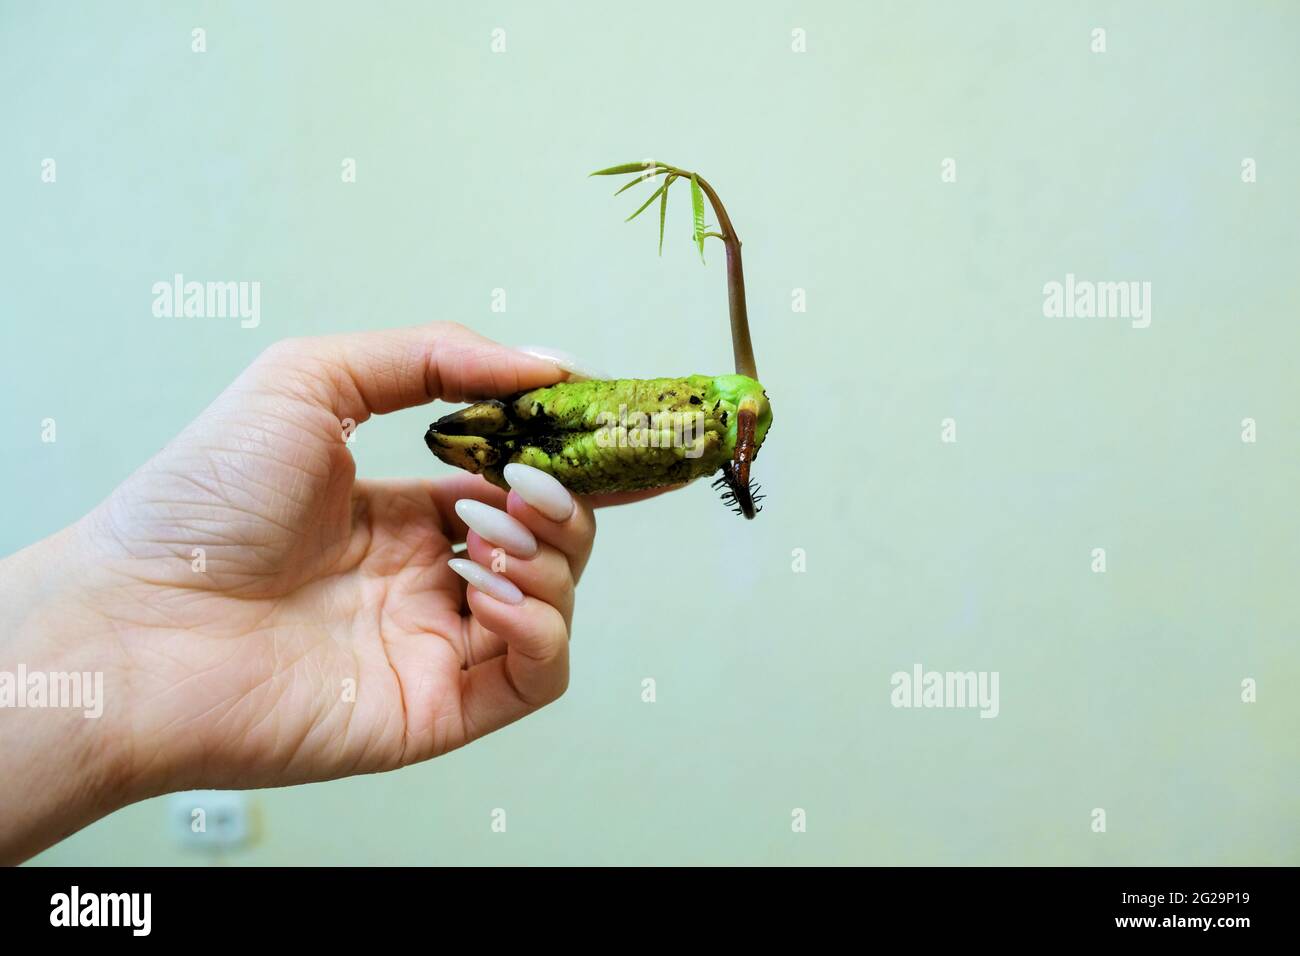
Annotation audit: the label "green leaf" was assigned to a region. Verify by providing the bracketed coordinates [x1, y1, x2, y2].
[658, 174, 676, 255]
[625, 181, 669, 222]
[690, 174, 706, 263]
[614, 167, 670, 196]
[590, 162, 659, 177]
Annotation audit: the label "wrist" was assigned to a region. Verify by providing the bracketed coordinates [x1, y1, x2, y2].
[0, 525, 140, 863]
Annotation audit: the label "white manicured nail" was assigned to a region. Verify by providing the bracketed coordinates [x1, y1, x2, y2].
[454, 499, 538, 557]
[515, 345, 611, 382]
[503, 463, 576, 522]
[447, 558, 524, 605]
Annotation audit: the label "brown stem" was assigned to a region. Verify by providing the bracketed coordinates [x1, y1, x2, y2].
[669, 168, 758, 380]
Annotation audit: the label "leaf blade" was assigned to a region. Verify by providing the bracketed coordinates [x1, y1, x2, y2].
[625, 181, 669, 222]
[614, 167, 670, 195]
[658, 174, 676, 255]
[690, 174, 706, 263]
[590, 162, 660, 177]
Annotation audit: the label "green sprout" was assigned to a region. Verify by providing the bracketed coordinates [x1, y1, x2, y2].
[590, 160, 758, 381]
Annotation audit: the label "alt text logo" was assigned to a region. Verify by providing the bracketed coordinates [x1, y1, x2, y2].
[1042, 273, 1151, 328]
[152, 273, 261, 328]
[50, 886, 151, 936]
[0, 665, 103, 718]
[890, 663, 1000, 718]
[594, 405, 707, 458]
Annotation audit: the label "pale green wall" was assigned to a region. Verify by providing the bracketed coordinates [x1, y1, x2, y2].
[3, 1, 1296, 865]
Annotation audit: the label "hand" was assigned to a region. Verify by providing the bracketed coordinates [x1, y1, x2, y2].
[0, 323, 656, 863]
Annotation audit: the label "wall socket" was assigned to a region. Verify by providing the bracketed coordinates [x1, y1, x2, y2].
[168, 790, 254, 851]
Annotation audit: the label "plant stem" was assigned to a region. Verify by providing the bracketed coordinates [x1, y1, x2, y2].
[666, 166, 758, 380]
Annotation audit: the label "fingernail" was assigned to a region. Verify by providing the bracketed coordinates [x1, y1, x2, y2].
[503, 463, 575, 523]
[454, 499, 539, 558]
[515, 345, 611, 382]
[447, 558, 525, 605]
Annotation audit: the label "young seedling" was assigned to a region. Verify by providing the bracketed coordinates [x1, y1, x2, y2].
[425, 160, 772, 517]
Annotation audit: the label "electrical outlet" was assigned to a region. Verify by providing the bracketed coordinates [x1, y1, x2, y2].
[168, 790, 253, 851]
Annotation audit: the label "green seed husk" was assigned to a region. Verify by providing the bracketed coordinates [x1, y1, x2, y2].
[426, 375, 772, 495]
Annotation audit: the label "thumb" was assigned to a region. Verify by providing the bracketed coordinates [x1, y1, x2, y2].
[253, 322, 570, 423]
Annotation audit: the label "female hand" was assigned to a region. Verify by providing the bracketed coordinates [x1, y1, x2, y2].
[0, 323, 650, 863]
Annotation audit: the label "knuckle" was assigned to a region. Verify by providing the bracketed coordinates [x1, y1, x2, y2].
[538, 619, 568, 662]
[544, 658, 571, 704]
[557, 574, 576, 608]
[257, 336, 314, 368]
[570, 504, 596, 543]
[435, 320, 470, 338]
